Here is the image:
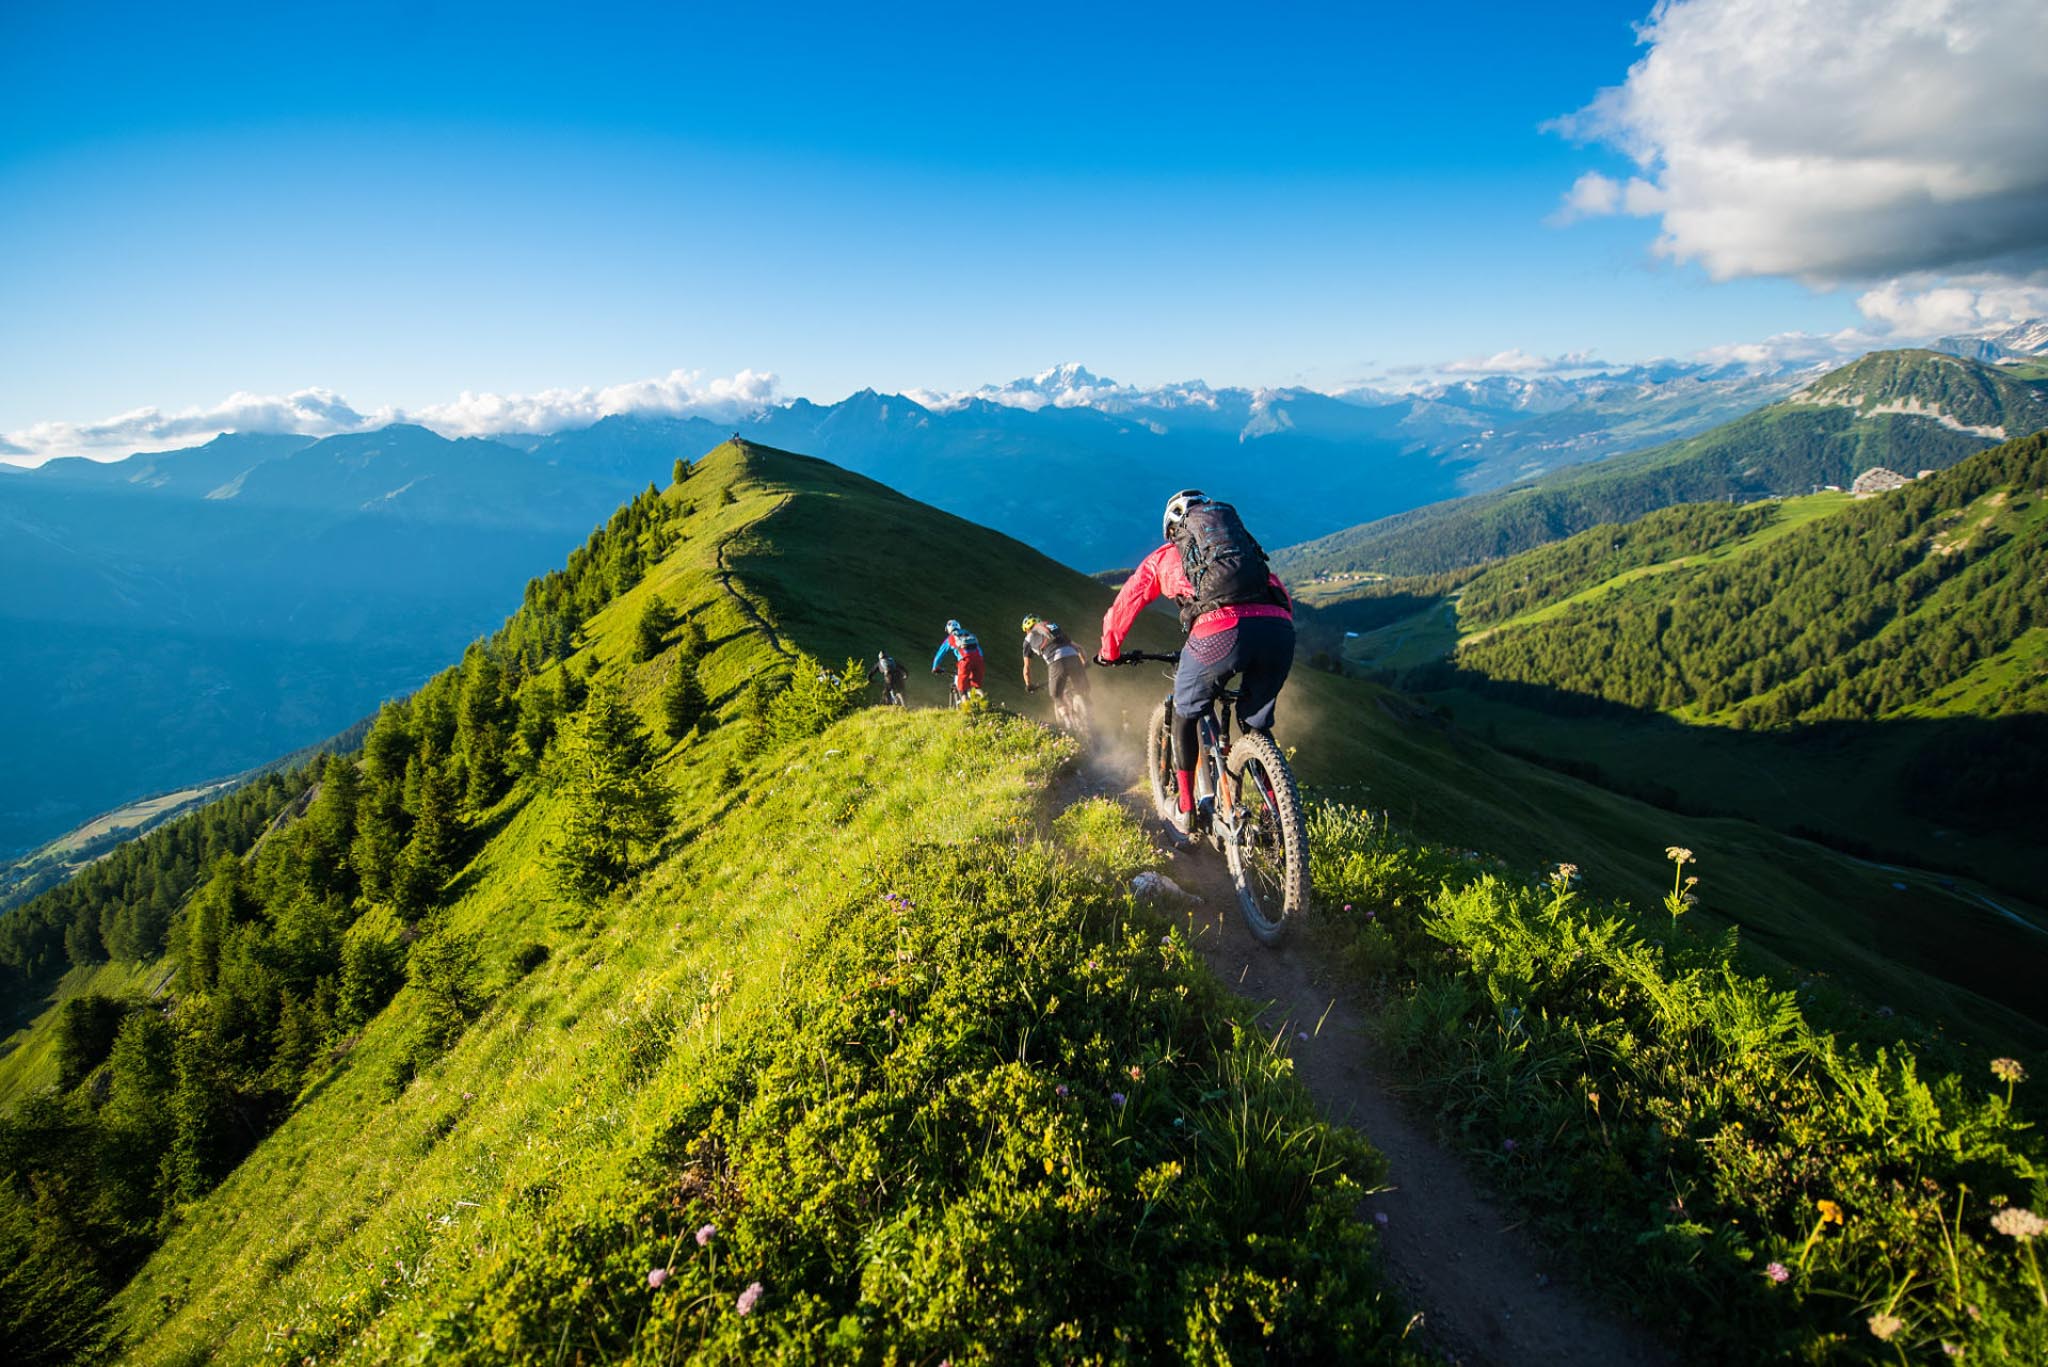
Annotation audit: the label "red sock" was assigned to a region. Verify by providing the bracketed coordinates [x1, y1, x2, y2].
[1175, 769, 1195, 813]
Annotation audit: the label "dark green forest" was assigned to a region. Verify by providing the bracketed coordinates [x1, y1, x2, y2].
[1453, 433, 2048, 726]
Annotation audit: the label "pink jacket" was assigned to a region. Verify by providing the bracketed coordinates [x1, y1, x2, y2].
[1098, 542, 1292, 661]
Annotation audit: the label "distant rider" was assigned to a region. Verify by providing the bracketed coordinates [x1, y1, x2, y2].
[931, 619, 986, 701]
[868, 649, 909, 706]
[1020, 615, 1088, 708]
[1097, 490, 1293, 827]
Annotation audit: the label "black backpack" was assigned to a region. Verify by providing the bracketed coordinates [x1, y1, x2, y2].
[1171, 501, 1281, 630]
[1025, 621, 1072, 661]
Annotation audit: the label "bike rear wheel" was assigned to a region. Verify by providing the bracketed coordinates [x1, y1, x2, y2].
[1221, 730, 1309, 944]
[1061, 691, 1092, 746]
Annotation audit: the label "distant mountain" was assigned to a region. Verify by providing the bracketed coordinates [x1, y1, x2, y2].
[0, 424, 708, 856]
[1276, 349, 2048, 578]
[0, 350, 1822, 856]
[1933, 316, 2048, 363]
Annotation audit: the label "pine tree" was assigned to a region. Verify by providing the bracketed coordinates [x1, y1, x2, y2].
[662, 654, 710, 743]
[680, 613, 707, 658]
[672, 456, 688, 485]
[546, 683, 674, 903]
[635, 595, 676, 663]
[168, 1014, 237, 1203]
[513, 676, 563, 776]
[393, 749, 461, 918]
[177, 858, 250, 993]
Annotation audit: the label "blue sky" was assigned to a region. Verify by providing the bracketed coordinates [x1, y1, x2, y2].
[3, 0, 2008, 450]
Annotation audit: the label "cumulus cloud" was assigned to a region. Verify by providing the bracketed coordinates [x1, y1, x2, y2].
[1689, 328, 1878, 370]
[1, 368, 780, 465]
[409, 368, 779, 438]
[1438, 349, 1608, 376]
[1553, 0, 2048, 288]
[1854, 274, 2048, 335]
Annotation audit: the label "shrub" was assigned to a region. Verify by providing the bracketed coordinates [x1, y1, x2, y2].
[1307, 800, 2048, 1362]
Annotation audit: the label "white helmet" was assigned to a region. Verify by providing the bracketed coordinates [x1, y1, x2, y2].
[1163, 489, 1208, 542]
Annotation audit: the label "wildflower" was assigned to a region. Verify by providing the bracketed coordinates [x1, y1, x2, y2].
[1867, 1312, 1903, 1342]
[1665, 846, 1694, 864]
[1943, 1342, 1964, 1358]
[1128, 1064, 1144, 1081]
[1764, 1262, 1789, 1284]
[1055, 1084, 1069, 1099]
[1502, 1138, 1518, 1154]
[1817, 1199, 1844, 1226]
[736, 1281, 764, 1315]
[1373, 1211, 1390, 1227]
[696, 1223, 717, 1247]
[1297, 1030, 1309, 1042]
[1110, 1091, 1127, 1107]
[1343, 903, 1353, 912]
[1991, 1207, 2045, 1240]
[1557, 863, 1580, 880]
[647, 1267, 669, 1289]
[1992, 1058, 2026, 1083]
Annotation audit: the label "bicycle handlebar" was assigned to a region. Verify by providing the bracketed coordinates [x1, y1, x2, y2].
[1095, 649, 1181, 667]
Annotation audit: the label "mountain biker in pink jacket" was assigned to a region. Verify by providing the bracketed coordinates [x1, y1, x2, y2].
[1098, 490, 1293, 826]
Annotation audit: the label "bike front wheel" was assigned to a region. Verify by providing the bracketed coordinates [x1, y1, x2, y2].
[1221, 731, 1309, 944]
[1144, 698, 1178, 825]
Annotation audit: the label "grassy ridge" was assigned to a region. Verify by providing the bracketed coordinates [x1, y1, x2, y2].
[102, 444, 1416, 1363]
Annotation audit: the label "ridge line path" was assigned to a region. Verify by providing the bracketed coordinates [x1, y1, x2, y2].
[1069, 754, 1670, 1367]
[714, 495, 796, 658]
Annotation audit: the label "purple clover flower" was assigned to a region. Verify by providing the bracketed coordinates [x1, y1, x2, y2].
[1110, 1091, 1127, 1108]
[1765, 1262, 1790, 1285]
[648, 1267, 670, 1289]
[696, 1223, 717, 1247]
[1502, 1138, 1518, 1153]
[736, 1281, 764, 1316]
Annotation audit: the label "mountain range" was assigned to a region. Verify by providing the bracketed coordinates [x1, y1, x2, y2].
[6, 342, 2043, 862]
[0, 353, 1820, 858]
[1276, 349, 2048, 579]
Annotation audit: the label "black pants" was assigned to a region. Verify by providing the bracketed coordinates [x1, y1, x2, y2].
[1049, 653, 1088, 701]
[1171, 616, 1294, 770]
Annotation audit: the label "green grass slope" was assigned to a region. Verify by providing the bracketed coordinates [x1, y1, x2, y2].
[85, 443, 1414, 1364]
[0, 438, 2038, 1363]
[1278, 349, 2048, 578]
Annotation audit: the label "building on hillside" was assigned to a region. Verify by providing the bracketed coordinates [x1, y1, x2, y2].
[1853, 466, 1912, 497]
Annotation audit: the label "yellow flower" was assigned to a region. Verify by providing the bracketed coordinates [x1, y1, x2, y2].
[1817, 1199, 1844, 1226]
[1991, 1057, 2026, 1084]
[1664, 846, 1694, 864]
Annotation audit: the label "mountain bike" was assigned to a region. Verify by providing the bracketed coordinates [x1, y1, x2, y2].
[1101, 650, 1308, 944]
[1028, 682, 1093, 745]
[880, 679, 908, 708]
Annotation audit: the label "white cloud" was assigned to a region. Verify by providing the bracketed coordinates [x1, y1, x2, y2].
[1438, 349, 1606, 376]
[409, 368, 779, 438]
[1, 368, 780, 465]
[1553, 0, 2048, 284]
[1854, 274, 2048, 335]
[1688, 328, 1877, 370]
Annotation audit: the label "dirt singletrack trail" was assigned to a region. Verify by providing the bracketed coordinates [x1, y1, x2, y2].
[1066, 753, 1669, 1367]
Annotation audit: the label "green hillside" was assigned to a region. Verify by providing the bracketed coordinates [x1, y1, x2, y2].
[4, 441, 2044, 1362]
[1324, 432, 2047, 918]
[1279, 349, 2048, 578]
